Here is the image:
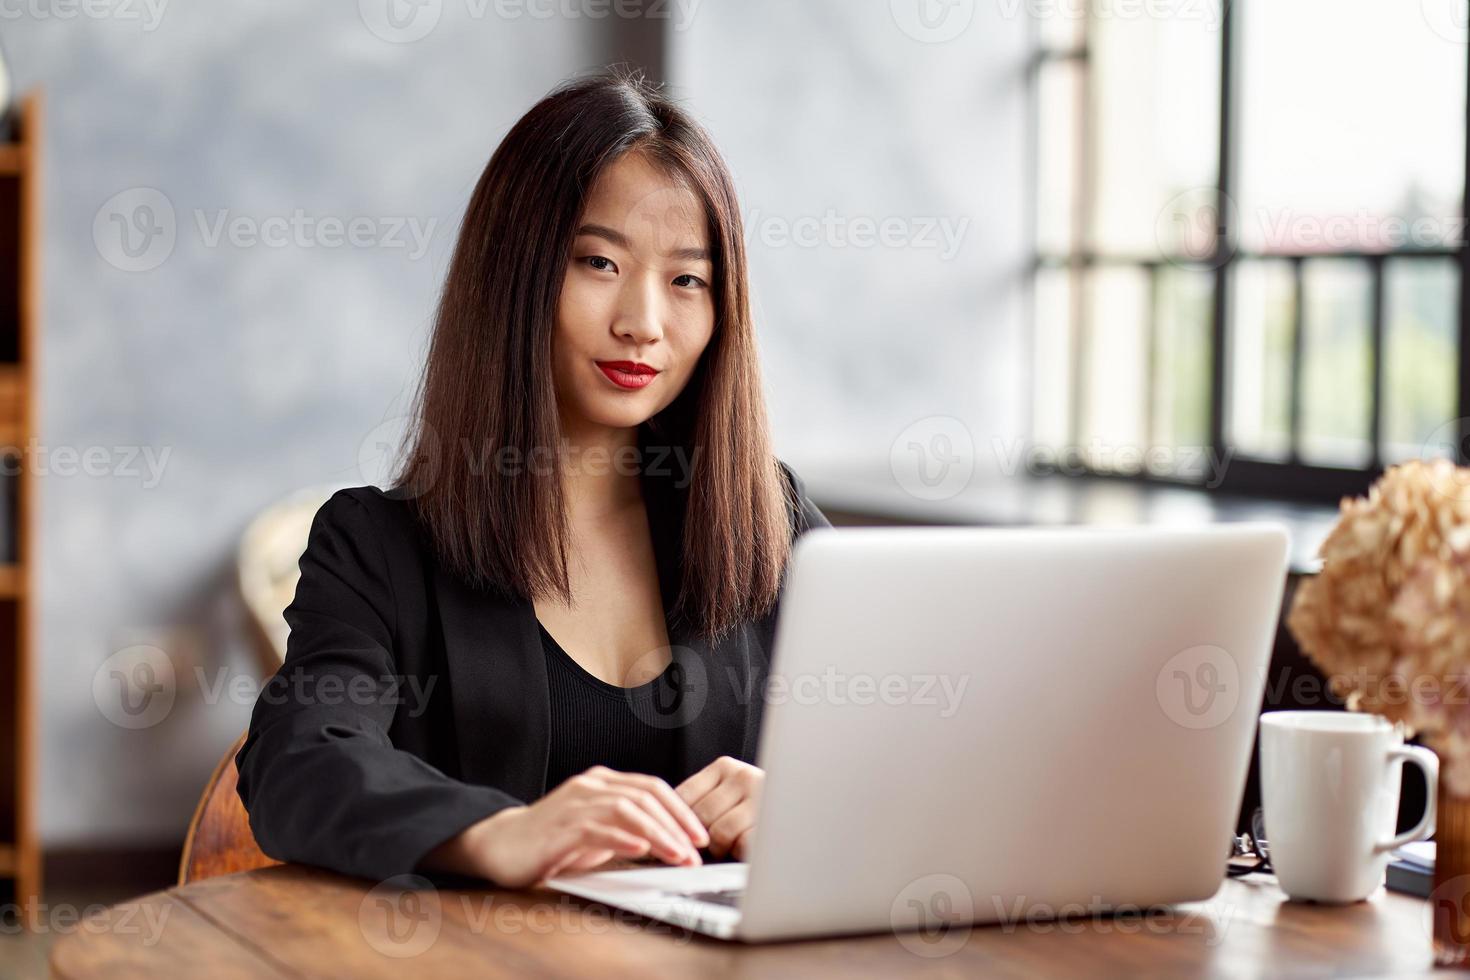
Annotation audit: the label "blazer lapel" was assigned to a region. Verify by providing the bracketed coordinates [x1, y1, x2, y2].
[432, 565, 550, 803]
[642, 466, 762, 778]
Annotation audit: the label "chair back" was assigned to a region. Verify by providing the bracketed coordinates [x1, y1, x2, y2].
[178, 731, 281, 884]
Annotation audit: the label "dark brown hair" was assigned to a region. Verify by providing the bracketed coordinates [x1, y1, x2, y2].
[395, 69, 793, 641]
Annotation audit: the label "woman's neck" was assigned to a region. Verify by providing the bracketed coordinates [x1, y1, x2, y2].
[557, 416, 644, 522]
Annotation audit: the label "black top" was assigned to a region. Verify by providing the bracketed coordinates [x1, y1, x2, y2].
[538, 620, 686, 790]
[234, 459, 831, 883]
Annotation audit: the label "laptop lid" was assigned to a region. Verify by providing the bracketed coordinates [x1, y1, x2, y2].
[737, 524, 1288, 942]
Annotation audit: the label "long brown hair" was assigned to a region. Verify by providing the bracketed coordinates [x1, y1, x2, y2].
[395, 69, 793, 641]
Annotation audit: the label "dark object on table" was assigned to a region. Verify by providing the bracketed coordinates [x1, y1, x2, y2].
[1387, 859, 1432, 898]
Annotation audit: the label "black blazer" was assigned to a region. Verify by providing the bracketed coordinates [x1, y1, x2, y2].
[235, 460, 830, 883]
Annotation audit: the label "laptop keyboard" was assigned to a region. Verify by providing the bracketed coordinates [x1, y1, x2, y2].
[681, 887, 743, 908]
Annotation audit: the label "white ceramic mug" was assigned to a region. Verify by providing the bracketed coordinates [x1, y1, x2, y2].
[1259, 710, 1439, 903]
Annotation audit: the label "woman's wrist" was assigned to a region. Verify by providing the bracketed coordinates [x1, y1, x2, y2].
[419, 805, 526, 880]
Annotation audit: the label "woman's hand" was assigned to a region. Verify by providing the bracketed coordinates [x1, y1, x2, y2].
[426, 765, 709, 888]
[675, 756, 765, 860]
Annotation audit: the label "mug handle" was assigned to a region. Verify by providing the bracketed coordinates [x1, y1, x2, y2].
[1376, 745, 1440, 853]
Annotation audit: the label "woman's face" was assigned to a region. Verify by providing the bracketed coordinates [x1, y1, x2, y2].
[552, 150, 716, 436]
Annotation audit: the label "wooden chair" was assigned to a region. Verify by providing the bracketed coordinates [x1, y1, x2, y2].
[178, 731, 280, 884]
[178, 487, 337, 883]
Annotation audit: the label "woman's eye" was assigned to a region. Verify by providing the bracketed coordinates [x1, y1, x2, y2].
[672, 274, 707, 289]
[584, 256, 616, 273]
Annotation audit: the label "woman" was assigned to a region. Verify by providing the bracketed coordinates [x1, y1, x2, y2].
[235, 70, 830, 888]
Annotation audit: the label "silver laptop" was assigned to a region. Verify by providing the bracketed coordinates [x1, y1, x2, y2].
[548, 523, 1289, 942]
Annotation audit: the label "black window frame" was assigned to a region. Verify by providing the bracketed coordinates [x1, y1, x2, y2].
[1027, 2, 1470, 505]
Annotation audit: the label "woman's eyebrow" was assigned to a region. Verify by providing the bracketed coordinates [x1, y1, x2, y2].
[576, 223, 710, 262]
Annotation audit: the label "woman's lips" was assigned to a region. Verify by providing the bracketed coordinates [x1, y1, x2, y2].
[596, 360, 659, 390]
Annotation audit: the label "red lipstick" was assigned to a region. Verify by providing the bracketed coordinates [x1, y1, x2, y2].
[596, 361, 659, 390]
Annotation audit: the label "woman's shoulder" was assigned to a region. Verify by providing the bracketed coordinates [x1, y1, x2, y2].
[308, 484, 433, 566]
[774, 458, 831, 536]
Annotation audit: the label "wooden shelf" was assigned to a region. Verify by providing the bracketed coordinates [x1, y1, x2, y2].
[0, 566, 24, 599]
[0, 90, 40, 910]
[0, 367, 24, 450]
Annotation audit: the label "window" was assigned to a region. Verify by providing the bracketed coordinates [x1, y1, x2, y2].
[1030, 0, 1469, 501]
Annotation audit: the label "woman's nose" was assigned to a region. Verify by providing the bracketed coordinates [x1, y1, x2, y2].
[613, 275, 666, 345]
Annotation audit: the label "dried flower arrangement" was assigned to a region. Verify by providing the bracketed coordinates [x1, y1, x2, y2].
[1287, 458, 1470, 794]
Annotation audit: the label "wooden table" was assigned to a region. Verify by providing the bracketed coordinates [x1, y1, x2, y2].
[49, 864, 1456, 977]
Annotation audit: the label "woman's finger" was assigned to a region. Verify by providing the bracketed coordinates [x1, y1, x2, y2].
[707, 799, 757, 858]
[674, 761, 724, 808]
[688, 779, 745, 830]
[591, 796, 698, 865]
[601, 771, 709, 848]
[599, 783, 702, 857]
[540, 823, 649, 880]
